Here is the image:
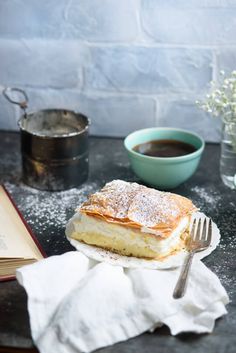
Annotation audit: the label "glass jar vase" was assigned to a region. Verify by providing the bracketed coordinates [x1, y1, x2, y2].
[220, 120, 236, 189]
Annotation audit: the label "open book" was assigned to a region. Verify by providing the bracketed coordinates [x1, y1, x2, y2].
[0, 185, 45, 281]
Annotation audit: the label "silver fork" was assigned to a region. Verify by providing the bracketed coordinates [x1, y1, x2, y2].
[173, 217, 212, 299]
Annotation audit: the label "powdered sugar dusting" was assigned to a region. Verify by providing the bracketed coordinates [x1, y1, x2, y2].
[128, 188, 179, 227]
[82, 180, 142, 218]
[81, 180, 195, 228]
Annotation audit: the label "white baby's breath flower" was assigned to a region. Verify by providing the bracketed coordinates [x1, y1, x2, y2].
[197, 70, 236, 123]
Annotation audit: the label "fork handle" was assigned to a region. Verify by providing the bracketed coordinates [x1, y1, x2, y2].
[173, 251, 195, 299]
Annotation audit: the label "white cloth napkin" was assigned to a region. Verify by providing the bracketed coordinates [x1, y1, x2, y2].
[16, 251, 229, 353]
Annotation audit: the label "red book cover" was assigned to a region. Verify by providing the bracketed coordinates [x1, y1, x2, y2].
[0, 184, 46, 282]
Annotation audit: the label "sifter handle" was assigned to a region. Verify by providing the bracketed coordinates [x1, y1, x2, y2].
[2, 87, 28, 113]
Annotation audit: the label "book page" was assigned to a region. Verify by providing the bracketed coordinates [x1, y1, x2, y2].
[0, 186, 43, 260]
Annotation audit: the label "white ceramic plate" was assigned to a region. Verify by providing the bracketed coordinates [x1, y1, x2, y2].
[66, 212, 220, 269]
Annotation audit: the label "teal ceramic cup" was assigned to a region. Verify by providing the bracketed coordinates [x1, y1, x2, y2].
[124, 127, 205, 189]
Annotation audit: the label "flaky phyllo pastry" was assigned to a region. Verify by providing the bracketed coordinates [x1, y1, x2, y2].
[69, 180, 197, 260]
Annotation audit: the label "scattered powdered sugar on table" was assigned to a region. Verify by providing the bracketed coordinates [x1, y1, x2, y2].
[190, 185, 221, 209]
[190, 185, 236, 297]
[5, 181, 99, 232]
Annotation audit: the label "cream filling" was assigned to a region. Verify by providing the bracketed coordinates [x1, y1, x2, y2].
[69, 213, 189, 255]
[141, 226, 172, 237]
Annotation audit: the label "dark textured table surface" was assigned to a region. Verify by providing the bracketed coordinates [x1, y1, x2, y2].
[0, 131, 235, 353]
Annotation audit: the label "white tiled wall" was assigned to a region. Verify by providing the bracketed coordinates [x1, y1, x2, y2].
[0, 0, 235, 141]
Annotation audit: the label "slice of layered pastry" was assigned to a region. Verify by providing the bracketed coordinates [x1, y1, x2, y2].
[67, 180, 197, 260]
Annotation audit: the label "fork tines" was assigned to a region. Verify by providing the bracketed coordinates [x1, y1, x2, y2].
[191, 217, 212, 246]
